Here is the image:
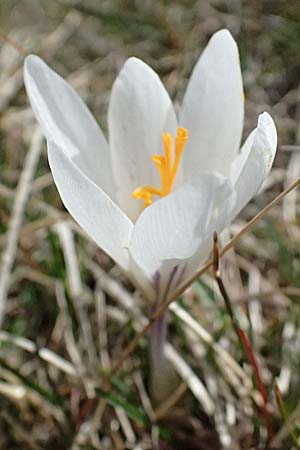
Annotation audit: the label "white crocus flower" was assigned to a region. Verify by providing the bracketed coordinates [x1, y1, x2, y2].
[24, 29, 277, 303]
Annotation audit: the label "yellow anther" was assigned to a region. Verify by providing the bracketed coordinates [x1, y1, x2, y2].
[132, 188, 153, 208]
[132, 127, 188, 209]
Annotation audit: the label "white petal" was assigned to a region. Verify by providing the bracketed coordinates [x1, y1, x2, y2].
[48, 141, 133, 272]
[230, 129, 255, 185]
[231, 112, 277, 217]
[24, 55, 114, 198]
[108, 57, 178, 222]
[129, 174, 236, 296]
[180, 29, 244, 178]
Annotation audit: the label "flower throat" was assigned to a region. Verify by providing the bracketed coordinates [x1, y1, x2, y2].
[132, 127, 188, 209]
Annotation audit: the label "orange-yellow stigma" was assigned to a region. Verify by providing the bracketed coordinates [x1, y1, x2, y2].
[132, 127, 188, 209]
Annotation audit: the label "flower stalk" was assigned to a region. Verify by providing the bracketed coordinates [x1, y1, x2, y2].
[149, 313, 178, 404]
[148, 269, 180, 404]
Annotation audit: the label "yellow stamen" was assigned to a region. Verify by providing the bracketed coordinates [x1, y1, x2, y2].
[132, 127, 188, 209]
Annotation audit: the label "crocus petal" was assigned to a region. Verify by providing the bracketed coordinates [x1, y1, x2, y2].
[108, 57, 178, 221]
[180, 29, 244, 179]
[230, 129, 255, 185]
[231, 112, 277, 218]
[48, 141, 133, 272]
[129, 173, 236, 296]
[24, 55, 114, 198]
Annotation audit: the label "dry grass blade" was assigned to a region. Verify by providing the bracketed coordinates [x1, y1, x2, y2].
[0, 330, 77, 377]
[165, 343, 215, 415]
[0, 127, 43, 326]
[0, 382, 26, 401]
[0, 11, 82, 113]
[153, 382, 187, 421]
[95, 284, 111, 369]
[115, 406, 136, 445]
[169, 303, 253, 391]
[1, 412, 43, 450]
[0, 29, 28, 56]
[55, 222, 98, 372]
[55, 281, 95, 398]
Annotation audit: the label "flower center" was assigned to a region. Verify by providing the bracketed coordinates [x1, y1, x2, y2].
[132, 127, 188, 209]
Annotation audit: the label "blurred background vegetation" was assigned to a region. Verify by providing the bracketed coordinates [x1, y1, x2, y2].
[1, 1, 300, 449]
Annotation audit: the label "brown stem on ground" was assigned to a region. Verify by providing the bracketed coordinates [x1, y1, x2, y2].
[212, 232, 273, 441]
